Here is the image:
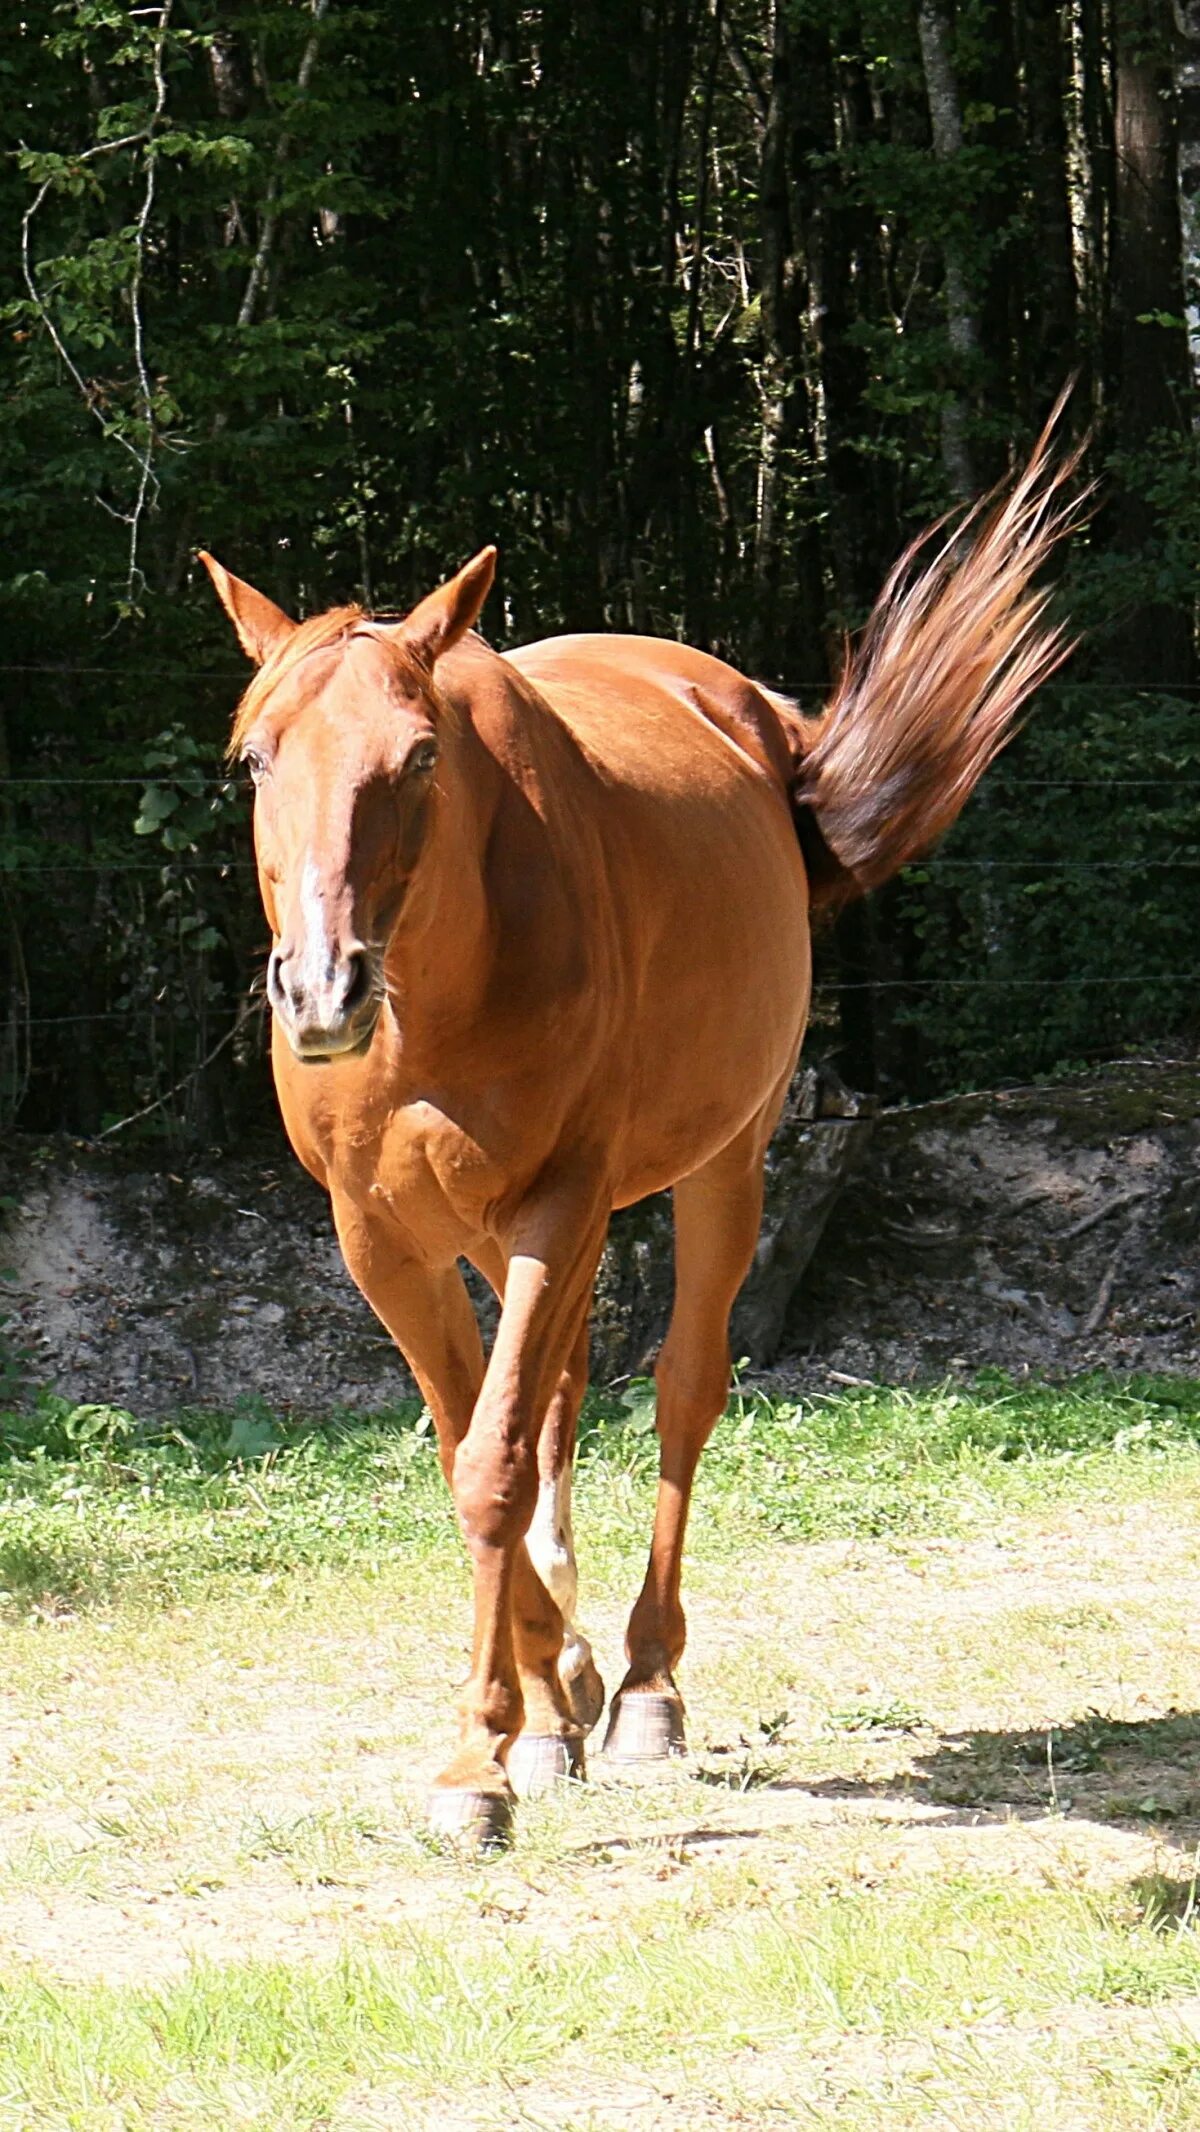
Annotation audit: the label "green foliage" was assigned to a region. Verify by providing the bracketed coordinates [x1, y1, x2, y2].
[893, 672, 1200, 1083]
[0, 1374, 1196, 1613]
[683, 1372, 1200, 1543]
[1, 0, 1197, 1127]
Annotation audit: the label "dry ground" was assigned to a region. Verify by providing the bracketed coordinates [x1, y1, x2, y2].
[4, 1404, 1200, 2128]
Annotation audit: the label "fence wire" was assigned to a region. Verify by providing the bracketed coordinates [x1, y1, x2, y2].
[4, 727, 1197, 1110]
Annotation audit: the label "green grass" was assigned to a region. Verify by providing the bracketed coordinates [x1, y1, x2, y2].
[0, 1371, 1199, 2127]
[2, 1873, 1200, 2128]
[0, 1372, 1197, 1613]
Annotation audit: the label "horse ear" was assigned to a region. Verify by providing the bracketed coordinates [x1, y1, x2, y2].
[197, 551, 297, 666]
[401, 547, 497, 669]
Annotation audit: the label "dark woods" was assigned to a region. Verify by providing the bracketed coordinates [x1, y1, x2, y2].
[2, 0, 1198, 1137]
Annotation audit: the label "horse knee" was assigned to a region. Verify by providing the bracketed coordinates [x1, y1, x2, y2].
[452, 1428, 538, 1553]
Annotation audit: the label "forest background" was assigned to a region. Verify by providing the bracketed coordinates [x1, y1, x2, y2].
[2, 0, 1198, 1141]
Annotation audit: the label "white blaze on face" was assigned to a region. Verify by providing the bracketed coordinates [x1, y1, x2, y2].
[297, 854, 334, 1001]
[288, 849, 359, 1035]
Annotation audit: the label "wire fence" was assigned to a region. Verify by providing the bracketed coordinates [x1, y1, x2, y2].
[4, 674, 1198, 1128]
[8, 967, 1200, 1031]
[7, 660, 1200, 690]
[6, 773, 1200, 790]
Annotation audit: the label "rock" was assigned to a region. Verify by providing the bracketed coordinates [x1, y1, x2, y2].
[792, 1061, 1200, 1387]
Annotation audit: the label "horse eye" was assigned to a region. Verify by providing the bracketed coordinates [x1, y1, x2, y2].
[242, 748, 268, 785]
[410, 741, 438, 776]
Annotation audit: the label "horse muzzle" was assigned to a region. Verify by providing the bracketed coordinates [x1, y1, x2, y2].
[267, 943, 381, 1063]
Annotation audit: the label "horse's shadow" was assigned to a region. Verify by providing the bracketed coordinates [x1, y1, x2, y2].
[797, 1706, 1200, 1834]
[581, 1708, 1200, 1855]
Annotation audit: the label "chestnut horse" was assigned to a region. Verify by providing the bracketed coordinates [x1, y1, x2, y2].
[201, 420, 1076, 1844]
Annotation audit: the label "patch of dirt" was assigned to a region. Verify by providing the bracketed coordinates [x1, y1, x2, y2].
[1, 1500, 1199, 1986]
[0, 1144, 415, 1416]
[1, 1061, 1196, 1417]
[789, 1059, 1200, 1386]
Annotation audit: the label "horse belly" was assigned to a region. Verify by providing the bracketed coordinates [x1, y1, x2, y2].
[612, 801, 811, 1201]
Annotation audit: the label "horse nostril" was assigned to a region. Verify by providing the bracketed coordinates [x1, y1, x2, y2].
[340, 950, 372, 1018]
[268, 946, 309, 1022]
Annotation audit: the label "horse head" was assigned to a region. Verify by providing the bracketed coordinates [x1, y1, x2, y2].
[200, 547, 496, 1061]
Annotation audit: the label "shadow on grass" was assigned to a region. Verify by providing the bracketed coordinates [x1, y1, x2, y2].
[1131, 1868, 1200, 1930]
[798, 1707, 1200, 1835]
[572, 1710, 1200, 1859]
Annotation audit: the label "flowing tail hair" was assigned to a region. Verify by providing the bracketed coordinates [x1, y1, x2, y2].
[781, 395, 1088, 908]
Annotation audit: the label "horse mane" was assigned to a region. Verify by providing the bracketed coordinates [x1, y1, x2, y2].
[227, 607, 436, 759]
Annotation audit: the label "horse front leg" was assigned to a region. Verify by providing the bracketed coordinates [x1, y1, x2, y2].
[330, 1197, 484, 1482]
[431, 1179, 609, 1845]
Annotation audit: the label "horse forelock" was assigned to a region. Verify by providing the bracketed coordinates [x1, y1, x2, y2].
[227, 609, 439, 760]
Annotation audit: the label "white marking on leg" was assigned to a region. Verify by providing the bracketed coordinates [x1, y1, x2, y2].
[527, 1470, 576, 1620]
[527, 1470, 596, 1684]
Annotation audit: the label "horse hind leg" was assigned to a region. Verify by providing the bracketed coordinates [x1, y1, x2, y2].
[528, 1315, 606, 1732]
[604, 1114, 771, 1763]
[509, 1314, 606, 1794]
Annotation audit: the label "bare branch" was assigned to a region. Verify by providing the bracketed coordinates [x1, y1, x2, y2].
[21, 176, 144, 480]
[236, 0, 331, 331]
[19, 6, 175, 602]
[95, 997, 261, 1141]
[721, 20, 768, 131]
[126, 0, 174, 600]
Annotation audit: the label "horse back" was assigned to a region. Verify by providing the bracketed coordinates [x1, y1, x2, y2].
[504, 634, 799, 804]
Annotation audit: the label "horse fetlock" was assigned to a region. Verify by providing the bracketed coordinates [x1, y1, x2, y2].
[625, 1606, 686, 1682]
[515, 1661, 574, 1738]
[455, 1673, 523, 1751]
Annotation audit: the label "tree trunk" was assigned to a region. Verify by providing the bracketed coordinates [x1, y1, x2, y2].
[917, 0, 981, 500]
[1110, 0, 1193, 681]
[974, 0, 1022, 448]
[1023, 0, 1078, 407]
[1176, 0, 1200, 384]
[749, 1, 827, 679]
[750, 1, 800, 672]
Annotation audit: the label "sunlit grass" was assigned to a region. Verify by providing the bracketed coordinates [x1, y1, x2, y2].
[0, 1374, 1198, 2126]
[0, 1373, 1197, 1615]
[2, 1873, 1200, 2129]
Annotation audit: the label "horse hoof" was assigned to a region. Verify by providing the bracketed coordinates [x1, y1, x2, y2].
[562, 1657, 607, 1736]
[427, 1785, 515, 1851]
[508, 1731, 586, 1797]
[602, 1691, 687, 1763]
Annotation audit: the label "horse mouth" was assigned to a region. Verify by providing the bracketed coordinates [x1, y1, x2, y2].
[290, 1012, 381, 1065]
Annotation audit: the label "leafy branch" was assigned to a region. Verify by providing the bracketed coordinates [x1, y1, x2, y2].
[18, 2, 174, 608]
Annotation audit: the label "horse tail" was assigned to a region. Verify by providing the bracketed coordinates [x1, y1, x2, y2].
[781, 398, 1087, 910]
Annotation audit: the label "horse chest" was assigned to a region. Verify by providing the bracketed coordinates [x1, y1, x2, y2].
[339, 1102, 523, 1261]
